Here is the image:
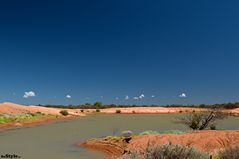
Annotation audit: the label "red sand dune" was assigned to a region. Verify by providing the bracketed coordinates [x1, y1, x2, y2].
[0, 102, 84, 116]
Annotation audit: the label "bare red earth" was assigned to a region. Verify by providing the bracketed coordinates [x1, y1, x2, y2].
[80, 130, 239, 159]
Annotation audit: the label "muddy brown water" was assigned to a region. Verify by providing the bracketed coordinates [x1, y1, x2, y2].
[0, 114, 238, 159]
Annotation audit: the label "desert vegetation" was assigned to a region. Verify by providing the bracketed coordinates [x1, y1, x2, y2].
[41, 102, 239, 109]
[59, 110, 69, 116]
[118, 142, 210, 159]
[175, 109, 227, 130]
[95, 109, 101, 113]
[0, 112, 48, 124]
[139, 130, 185, 136]
[218, 145, 239, 159]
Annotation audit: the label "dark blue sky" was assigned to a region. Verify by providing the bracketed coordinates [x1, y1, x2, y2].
[0, 0, 239, 105]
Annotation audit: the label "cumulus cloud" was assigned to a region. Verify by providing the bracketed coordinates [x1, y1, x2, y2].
[179, 93, 187, 98]
[133, 97, 139, 100]
[66, 95, 72, 98]
[125, 95, 129, 100]
[23, 91, 36, 98]
[151, 95, 155, 98]
[139, 94, 145, 99]
[115, 97, 119, 100]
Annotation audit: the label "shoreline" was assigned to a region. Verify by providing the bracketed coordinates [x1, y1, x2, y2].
[0, 115, 81, 130]
[1, 106, 238, 130]
[79, 130, 239, 159]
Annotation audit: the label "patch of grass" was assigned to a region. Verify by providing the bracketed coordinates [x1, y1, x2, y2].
[160, 130, 186, 134]
[139, 130, 186, 136]
[139, 130, 159, 135]
[0, 116, 16, 123]
[0, 112, 47, 124]
[108, 136, 122, 141]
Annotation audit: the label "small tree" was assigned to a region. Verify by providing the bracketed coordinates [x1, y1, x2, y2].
[175, 109, 227, 130]
[94, 101, 103, 108]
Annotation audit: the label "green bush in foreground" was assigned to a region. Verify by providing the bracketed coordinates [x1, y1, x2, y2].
[59, 110, 69, 116]
[118, 142, 210, 159]
[218, 145, 239, 159]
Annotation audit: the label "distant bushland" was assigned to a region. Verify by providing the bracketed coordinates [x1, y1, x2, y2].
[40, 102, 239, 109]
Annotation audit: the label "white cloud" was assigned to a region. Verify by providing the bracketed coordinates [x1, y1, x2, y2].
[100, 96, 104, 98]
[125, 95, 129, 100]
[151, 95, 155, 98]
[133, 97, 139, 100]
[23, 91, 36, 98]
[179, 93, 187, 98]
[139, 94, 145, 99]
[66, 95, 72, 98]
[115, 97, 119, 100]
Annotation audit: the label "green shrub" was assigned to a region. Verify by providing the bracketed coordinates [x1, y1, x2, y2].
[0, 116, 16, 123]
[80, 109, 84, 113]
[108, 136, 122, 141]
[116, 110, 121, 114]
[210, 125, 217, 130]
[160, 130, 185, 134]
[96, 109, 101, 113]
[118, 142, 210, 159]
[59, 110, 69, 116]
[139, 130, 159, 135]
[139, 130, 185, 136]
[30, 112, 45, 117]
[218, 145, 239, 159]
[94, 102, 103, 108]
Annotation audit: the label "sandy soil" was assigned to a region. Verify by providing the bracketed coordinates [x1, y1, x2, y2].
[0, 102, 85, 116]
[229, 108, 239, 114]
[101, 107, 206, 114]
[80, 130, 239, 159]
[1, 102, 238, 115]
[0, 102, 85, 129]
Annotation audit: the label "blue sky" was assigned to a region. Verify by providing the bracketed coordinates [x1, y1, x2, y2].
[0, 0, 239, 105]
